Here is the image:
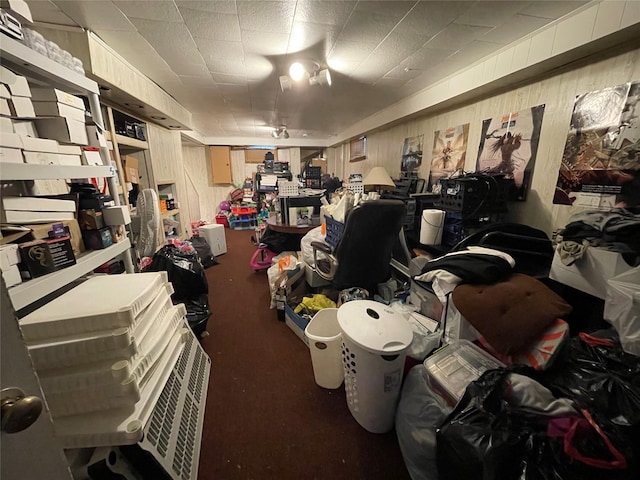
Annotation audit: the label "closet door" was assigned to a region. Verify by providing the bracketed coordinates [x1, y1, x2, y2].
[0, 280, 71, 480]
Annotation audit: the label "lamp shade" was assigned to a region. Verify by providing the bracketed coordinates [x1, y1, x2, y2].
[363, 166, 395, 189]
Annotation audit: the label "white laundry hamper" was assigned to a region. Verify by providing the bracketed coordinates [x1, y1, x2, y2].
[337, 300, 413, 433]
[304, 308, 343, 389]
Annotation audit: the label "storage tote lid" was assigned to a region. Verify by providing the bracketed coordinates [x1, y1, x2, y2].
[337, 300, 413, 354]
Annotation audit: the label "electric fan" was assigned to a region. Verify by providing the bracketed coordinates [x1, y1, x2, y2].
[132, 188, 161, 259]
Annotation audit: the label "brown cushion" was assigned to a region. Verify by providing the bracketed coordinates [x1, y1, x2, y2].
[451, 273, 572, 355]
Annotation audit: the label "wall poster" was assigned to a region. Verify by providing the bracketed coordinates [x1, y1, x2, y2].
[554, 82, 640, 208]
[429, 123, 469, 193]
[476, 104, 546, 201]
[400, 135, 424, 172]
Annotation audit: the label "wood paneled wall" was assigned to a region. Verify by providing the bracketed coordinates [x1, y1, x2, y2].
[332, 46, 640, 235]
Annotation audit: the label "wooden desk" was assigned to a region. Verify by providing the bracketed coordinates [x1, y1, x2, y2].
[266, 216, 316, 235]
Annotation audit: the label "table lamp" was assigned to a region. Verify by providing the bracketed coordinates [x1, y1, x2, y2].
[363, 166, 396, 193]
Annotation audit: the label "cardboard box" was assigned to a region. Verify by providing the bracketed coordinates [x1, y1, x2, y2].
[26, 219, 85, 255]
[2, 264, 22, 287]
[0, 116, 13, 132]
[549, 247, 635, 299]
[34, 118, 88, 145]
[85, 124, 107, 148]
[12, 120, 37, 137]
[102, 206, 131, 226]
[0, 131, 22, 148]
[5, 74, 31, 97]
[30, 87, 85, 109]
[0, 66, 17, 85]
[33, 101, 86, 123]
[58, 144, 81, 155]
[0, 84, 10, 99]
[0, 147, 23, 163]
[0, 243, 20, 271]
[18, 236, 76, 279]
[78, 209, 104, 230]
[8, 96, 35, 118]
[0, 98, 10, 116]
[82, 227, 113, 250]
[123, 155, 139, 183]
[57, 153, 82, 166]
[20, 135, 59, 153]
[23, 151, 59, 166]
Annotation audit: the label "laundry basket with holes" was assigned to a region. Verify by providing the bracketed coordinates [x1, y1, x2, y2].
[304, 308, 343, 389]
[337, 300, 414, 433]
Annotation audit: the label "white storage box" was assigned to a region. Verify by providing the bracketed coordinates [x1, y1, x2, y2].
[5, 73, 31, 97]
[0, 131, 22, 148]
[2, 264, 22, 287]
[33, 101, 86, 122]
[19, 272, 169, 341]
[199, 223, 226, 256]
[0, 146, 23, 163]
[22, 150, 59, 165]
[549, 247, 635, 299]
[30, 87, 85, 109]
[103, 206, 132, 226]
[34, 117, 88, 145]
[20, 135, 59, 152]
[0, 116, 14, 132]
[8, 96, 35, 117]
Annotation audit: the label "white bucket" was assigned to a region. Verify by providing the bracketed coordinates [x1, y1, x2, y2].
[304, 308, 343, 389]
[420, 209, 445, 245]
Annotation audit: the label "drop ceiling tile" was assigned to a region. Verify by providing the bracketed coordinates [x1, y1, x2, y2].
[237, 0, 295, 33]
[527, 26, 557, 65]
[205, 58, 246, 76]
[622, 0, 640, 28]
[328, 40, 377, 66]
[375, 76, 407, 88]
[53, 0, 136, 31]
[175, 0, 237, 14]
[385, 63, 425, 81]
[244, 56, 275, 81]
[372, 32, 429, 66]
[27, 0, 77, 26]
[397, 1, 474, 37]
[338, 1, 415, 44]
[552, 5, 597, 56]
[520, 1, 589, 20]
[402, 47, 456, 71]
[482, 14, 553, 45]
[241, 30, 290, 56]
[179, 75, 217, 89]
[180, 9, 241, 41]
[425, 23, 493, 50]
[592, 1, 624, 39]
[114, 0, 182, 22]
[454, 1, 530, 27]
[288, 22, 340, 55]
[195, 38, 245, 62]
[131, 19, 201, 68]
[293, 0, 355, 26]
[212, 73, 247, 85]
[220, 83, 249, 96]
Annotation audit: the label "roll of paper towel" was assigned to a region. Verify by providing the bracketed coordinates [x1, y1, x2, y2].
[420, 209, 445, 245]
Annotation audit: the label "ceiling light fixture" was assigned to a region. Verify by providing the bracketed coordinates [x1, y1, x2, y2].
[272, 126, 289, 139]
[279, 61, 332, 92]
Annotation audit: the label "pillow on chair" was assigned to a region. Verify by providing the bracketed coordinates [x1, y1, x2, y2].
[451, 273, 572, 355]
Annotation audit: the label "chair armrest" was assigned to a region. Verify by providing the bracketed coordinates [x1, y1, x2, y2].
[311, 241, 333, 255]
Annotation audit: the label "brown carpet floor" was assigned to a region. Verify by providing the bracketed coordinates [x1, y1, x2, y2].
[197, 228, 411, 479]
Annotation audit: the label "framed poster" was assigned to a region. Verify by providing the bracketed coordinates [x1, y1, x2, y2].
[400, 135, 423, 172]
[554, 82, 640, 208]
[429, 123, 469, 193]
[476, 104, 545, 201]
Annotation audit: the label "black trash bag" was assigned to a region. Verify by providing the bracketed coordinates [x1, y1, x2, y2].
[189, 235, 217, 268]
[436, 367, 637, 480]
[260, 225, 304, 253]
[182, 293, 211, 338]
[144, 244, 208, 299]
[538, 329, 640, 428]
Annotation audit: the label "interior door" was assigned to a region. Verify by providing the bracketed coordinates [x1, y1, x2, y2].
[1, 279, 72, 480]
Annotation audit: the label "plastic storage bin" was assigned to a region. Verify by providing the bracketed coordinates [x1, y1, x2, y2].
[337, 300, 413, 433]
[304, 308, 343, 389]
[423, 339, 504, 406]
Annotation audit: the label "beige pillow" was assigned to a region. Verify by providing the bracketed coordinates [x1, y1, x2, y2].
[452, 273, 572, 355]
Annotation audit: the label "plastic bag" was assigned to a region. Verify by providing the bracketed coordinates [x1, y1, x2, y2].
[395, 366, 453, 480]
[182, 293, 211, 337]
[266, 252, 300, 309]
[604, 267, 640, 355]
[189, 235, 217, 268]
[260, 226, 305, 253]
[299, 226, 325, 267]
[144, 244, 208, 299]
[436, 367, 637, 480]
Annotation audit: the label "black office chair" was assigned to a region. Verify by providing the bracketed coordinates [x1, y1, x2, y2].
[312, 199, 407, 294]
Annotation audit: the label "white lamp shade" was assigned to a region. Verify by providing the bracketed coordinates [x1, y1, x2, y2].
[363, 166, 395, 188]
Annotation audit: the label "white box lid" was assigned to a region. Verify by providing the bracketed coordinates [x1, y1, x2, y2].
[20, 272, 169, 342]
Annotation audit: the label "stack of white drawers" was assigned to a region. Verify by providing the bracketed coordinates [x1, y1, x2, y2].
[18, 271, 189, 447]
